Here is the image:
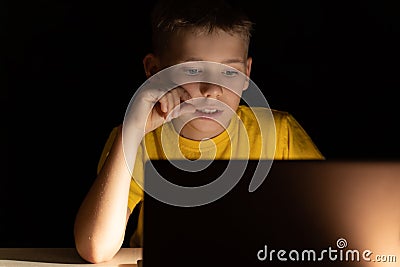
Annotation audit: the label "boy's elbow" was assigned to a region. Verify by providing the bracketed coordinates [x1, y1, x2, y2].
[75, 239, 117, 264]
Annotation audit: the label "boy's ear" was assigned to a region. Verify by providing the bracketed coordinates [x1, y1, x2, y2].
[243, 56, 253, 91]
[143, 53, 160, 78]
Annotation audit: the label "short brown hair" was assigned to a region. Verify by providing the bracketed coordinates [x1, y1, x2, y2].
[150, 0, 254, 57]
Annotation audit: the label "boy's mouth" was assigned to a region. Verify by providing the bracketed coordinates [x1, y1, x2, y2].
[196, 108, 220, 114]
[194, 107, 223, 118]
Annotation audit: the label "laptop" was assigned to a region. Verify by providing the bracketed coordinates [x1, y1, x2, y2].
[141, 159, 400, 267]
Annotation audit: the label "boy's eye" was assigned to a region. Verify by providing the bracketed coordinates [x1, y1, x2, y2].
[221, 69, 239, 77]
[183, 68, 203, 76]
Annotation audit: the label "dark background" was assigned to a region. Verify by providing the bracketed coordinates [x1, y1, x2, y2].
[3, 0, 400, 247]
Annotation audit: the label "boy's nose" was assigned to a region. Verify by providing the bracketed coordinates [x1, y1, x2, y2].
[200, 83, 223, 98]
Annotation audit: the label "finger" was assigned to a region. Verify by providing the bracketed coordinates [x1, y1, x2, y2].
[169, 89, 182, 118]
[158, 93, 169, 113]
[165, 91, 175, 116]
[167, 102, 196, 121]
[158, 87, 193, 121]
[175, 86, 191, 102]
[170, 88, 181, 107]
[178, 102, 196, 115]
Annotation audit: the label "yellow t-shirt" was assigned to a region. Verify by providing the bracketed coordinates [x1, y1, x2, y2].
[97, 105, 324, 247]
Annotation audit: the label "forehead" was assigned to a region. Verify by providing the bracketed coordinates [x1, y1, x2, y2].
[162, 29, 248, 65]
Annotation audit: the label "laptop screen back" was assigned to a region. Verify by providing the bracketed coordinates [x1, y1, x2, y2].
[142, 160, 400, 267]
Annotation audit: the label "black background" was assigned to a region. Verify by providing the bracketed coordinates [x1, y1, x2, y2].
[3, 0, 400, 247]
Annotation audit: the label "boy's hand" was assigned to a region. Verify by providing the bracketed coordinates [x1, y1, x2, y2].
[127, 85, 196, 135]
[144, 86, 195, 133]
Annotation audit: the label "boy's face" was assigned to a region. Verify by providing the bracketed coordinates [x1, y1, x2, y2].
[154, 29, 252, 140]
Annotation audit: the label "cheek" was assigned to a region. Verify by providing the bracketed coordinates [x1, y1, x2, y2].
[181, 83, 200, 97]
[221, 90, 242, 109]
[224, 88, 242, 101]
[221, 76, 248, 96]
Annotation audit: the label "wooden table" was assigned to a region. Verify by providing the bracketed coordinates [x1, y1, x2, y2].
[0, 248, 142, 266]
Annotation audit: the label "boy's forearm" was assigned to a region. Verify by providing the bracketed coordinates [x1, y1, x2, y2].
[74, 126, 142, 263]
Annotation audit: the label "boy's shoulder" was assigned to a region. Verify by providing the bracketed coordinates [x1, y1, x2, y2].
[237, 105, 291, 122]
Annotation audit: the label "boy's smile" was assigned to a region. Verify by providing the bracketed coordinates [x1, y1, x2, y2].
[172, 95, 236, 140]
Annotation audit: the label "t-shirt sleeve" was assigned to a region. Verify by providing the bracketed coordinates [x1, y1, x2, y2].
[97, 126, 119, 175]
[97, 126, 144, 213]
[128, 144, 145, 212]
[274, 111, 325, 160]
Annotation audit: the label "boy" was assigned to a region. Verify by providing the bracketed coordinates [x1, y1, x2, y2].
[74, 0, 324, 263]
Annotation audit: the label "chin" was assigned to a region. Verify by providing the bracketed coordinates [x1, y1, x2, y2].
[188, 119, 227, 138]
